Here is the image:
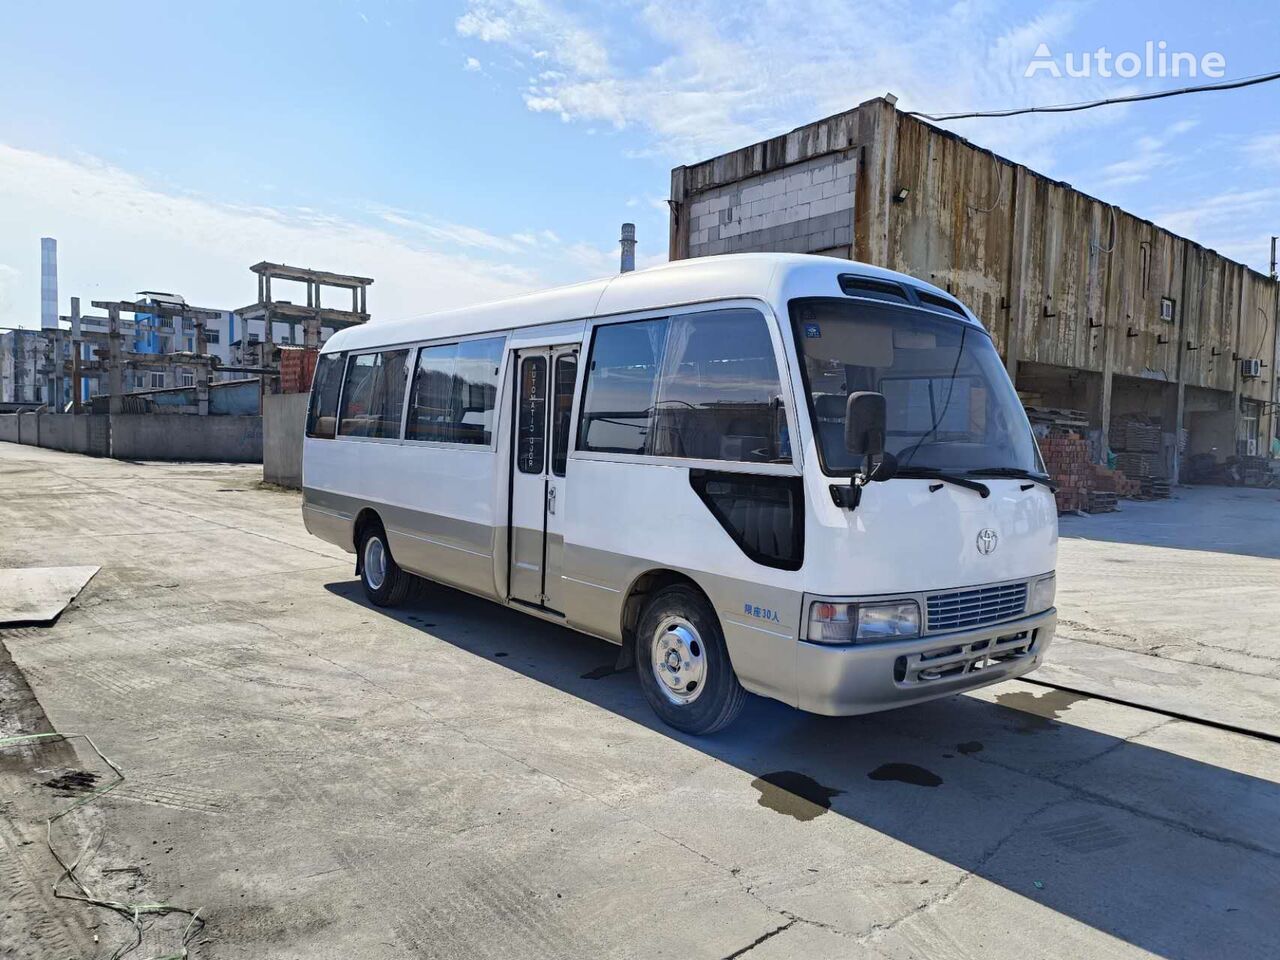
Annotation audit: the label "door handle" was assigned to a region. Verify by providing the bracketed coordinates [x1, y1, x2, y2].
[547, 485, 557, 515]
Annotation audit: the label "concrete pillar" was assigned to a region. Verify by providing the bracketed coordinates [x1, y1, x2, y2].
[106, 306, 124, 415]
[1003, 167, 1032, 385]
[668, 167, 688, 262]
[620, 223, 636, 273]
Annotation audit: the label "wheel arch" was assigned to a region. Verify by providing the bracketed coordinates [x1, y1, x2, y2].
[620, 568, 718, 667]
[352, 507, 385, 574]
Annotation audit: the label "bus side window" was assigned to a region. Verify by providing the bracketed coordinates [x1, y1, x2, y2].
[337, 349, 409, 439]
[306, 352, 344, 439]
[517, 355, 547, 473]
[652, 309, 788, 464]
[551, 354, 577, 476]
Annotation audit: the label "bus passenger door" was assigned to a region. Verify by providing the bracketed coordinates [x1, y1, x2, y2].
[542, 348, 578, 612]
[509, 346, 577, 611]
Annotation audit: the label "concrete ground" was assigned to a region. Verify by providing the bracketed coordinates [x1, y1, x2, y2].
[1049, 487, 1280, 736]
[1, 442, 1278, 960]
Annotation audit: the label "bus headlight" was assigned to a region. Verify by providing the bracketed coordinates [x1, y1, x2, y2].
[807, 600, 920, 644]
[855, 601, 920, 641]
[1029, 573, 1056, 614]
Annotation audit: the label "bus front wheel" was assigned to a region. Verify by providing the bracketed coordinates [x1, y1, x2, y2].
[636, 584, 747, 735]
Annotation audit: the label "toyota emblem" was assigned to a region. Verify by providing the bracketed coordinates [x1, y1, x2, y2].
[976, 529, 998, 555]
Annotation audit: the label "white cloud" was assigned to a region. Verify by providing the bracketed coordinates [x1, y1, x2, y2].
[456, 1, 609, 78]
[376, 208, 526, 255]
[463, 56, 483, 72]
[0, 143, 552, 328]
[1155, 187, 1280, 266]
[1243, 132, 1280, 168]
[1094, 120, 1199, 189]
[453, 0, 1121, 172]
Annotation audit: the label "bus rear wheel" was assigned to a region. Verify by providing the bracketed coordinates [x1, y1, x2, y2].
[635, 584, 747, 735]
[358, 523, 413, 608]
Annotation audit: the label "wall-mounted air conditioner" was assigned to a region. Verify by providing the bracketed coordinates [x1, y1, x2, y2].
[1240, 358, 1262, 379]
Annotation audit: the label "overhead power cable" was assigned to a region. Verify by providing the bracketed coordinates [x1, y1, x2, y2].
[908, 69, 1280, 122]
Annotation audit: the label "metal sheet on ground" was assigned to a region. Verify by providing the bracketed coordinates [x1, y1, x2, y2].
[1036, 635, 1280, 741]
[0, 566, 99, 625]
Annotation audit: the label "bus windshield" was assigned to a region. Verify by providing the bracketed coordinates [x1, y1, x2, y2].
[790, 298, 1042, 476]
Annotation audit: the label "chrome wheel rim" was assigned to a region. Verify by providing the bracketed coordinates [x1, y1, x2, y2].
[364, 536, 387, 590]
[651, 616, 707, 705]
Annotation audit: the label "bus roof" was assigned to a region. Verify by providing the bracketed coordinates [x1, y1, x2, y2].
[321, 253, 979, 353]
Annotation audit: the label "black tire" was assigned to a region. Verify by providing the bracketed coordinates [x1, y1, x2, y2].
[358, 523, 413, 608]
[635, 584, 747, 735]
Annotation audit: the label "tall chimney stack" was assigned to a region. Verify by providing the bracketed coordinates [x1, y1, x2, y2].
[620, 223, 636, 273]
[40, 237, 58, 330]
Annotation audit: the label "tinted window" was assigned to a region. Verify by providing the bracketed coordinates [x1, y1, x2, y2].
[579, 318, 667, 455]
[306, 352, 344, 439]
[689, 470, 803, 570]
[406, 336, 505, 444]
[406, 343, 457, 442]
[337, 349, 409, 439]
[651, 309, 788, 463]
[551, 353, 577, 476]
[517, 355, 547, 474]
[579, 309, 788, 462]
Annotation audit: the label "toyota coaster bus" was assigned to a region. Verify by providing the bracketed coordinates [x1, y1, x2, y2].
[302, 253, 1058, 734]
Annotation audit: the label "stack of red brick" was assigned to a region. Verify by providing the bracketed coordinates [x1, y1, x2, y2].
[1040, 432, 1092, 513]
[279, 346, 319, 394]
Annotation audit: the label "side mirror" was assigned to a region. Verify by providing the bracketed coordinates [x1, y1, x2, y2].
[845, 391, 886, 457]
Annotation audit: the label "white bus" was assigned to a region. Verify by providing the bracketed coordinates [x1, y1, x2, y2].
[302, 254, 1058, 734]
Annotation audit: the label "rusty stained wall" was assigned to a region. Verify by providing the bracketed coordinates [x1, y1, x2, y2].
[1181, 249, 1242, 393]
[1102, 212, 1183, 381]
[1008, 175, 1110, 374]
[883, 117, 1015, 356]
[1238, 268, 1277, 406]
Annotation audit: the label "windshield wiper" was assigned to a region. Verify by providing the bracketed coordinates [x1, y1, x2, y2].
[895, 466, 990, 498]
[966, 467, 1059, 492]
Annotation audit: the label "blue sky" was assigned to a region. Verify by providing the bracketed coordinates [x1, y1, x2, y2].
[1, 0, 1276, 328]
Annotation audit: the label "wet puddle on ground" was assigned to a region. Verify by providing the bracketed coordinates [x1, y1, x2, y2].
[41, 769, 100, 795]
[580, 663, 624, 680]
[867, 763, 943, 787]
[750, 771, 843, 821]
[994, 688, 1089, 732]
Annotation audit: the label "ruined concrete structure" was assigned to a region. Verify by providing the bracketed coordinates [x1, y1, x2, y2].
[669, 97, 1279, 469]
[234, 262, 372, 366]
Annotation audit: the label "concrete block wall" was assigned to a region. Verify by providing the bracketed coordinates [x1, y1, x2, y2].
[34, 414, 110, 456]
[18, 412, 39, 445]
[0, 413, 260, 461]
[262, 392, 309, 488]
[686, 153, 856, 258]
[110, 415, 262, 463]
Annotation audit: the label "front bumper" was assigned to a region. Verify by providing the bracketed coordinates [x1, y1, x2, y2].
[795, 608, 1056, 716]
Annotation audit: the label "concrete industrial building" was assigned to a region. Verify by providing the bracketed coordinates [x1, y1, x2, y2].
[668, 97, 1280, 474]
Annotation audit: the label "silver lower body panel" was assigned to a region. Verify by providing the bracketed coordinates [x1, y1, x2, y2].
[794, 609, 1056, 716]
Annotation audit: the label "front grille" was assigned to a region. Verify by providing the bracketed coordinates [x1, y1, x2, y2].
[926, 581, 1027, 632]
[896, 629, 1037, 684]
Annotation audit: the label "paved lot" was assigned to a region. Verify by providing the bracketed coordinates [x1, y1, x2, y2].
[1, 443, 1278, 959]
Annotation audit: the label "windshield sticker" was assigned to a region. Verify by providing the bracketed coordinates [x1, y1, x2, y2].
[803, 323, 822, 339]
